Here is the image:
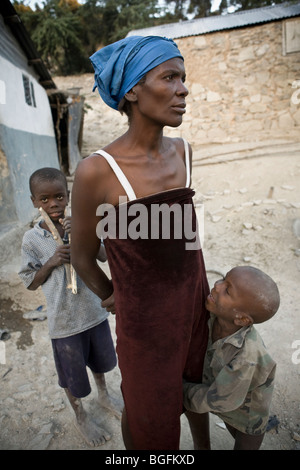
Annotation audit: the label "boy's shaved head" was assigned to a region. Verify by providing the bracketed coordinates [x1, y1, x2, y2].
[30, 168, 67, 196]
[235, 266, 280, 323]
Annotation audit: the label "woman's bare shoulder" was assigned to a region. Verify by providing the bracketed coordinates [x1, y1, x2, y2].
[75, 152, 111, 180]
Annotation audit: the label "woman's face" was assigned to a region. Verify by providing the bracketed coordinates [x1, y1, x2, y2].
[133, 57, 189, 128]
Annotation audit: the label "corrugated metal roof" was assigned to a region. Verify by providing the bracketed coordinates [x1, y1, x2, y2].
[127, 3, 300, 39]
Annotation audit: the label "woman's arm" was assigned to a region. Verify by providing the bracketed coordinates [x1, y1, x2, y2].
[71, 156, 114, 306]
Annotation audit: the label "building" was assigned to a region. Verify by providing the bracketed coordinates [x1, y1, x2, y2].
[129, 3, 300, 153]
[0, 0, 84, 232]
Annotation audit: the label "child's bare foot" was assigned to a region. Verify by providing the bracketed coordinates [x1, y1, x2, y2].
[74, 413, 111, 447]
[92, 373, 124, 419]
[100, 394, 123, 420]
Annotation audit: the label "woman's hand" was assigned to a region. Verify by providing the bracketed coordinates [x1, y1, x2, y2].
[101, 292, 116, 314]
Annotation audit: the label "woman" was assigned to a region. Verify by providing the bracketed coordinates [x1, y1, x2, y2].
[71, 36, 210, 450]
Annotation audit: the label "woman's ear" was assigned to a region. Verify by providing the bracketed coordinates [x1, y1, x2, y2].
[124, 87, 138, 103]
[234, 312, 253, 327]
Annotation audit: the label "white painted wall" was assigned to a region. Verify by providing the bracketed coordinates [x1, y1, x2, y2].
[0, 56, 55, 137]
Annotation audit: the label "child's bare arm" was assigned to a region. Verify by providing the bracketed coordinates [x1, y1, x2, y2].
[28, 244, 70, 290]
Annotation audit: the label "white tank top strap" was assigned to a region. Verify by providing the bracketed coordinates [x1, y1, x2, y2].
[95, 139, 190, 200]
[94, 149, 137, 201]
[182, 138, 191, 188]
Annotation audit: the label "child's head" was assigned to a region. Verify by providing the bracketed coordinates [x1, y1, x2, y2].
[205, 266, 280, 328]
[30, 168, 68, 221]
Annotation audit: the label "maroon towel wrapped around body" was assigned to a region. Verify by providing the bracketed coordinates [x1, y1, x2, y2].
[104, 187, 209, 450]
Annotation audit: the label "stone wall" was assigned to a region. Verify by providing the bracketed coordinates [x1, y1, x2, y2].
[165, 19, 300, 149]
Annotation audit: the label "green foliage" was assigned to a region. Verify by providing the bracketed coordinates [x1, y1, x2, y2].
[218, 0, 288, 14]
[188, 0, 212, 18]
[164, 0, 188, 20]
[15, 0, 89, 74]
[106, 0, 160, 42]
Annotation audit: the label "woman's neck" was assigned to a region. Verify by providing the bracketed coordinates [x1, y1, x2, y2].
[124, 121, 165, 155]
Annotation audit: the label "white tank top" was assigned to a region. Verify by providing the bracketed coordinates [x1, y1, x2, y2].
[94, 138, 190, 201]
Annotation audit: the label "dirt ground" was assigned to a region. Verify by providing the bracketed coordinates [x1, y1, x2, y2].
[0, 74, 299, 451]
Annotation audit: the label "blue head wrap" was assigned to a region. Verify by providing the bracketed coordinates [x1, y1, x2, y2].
[90, 36, 184, 110]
